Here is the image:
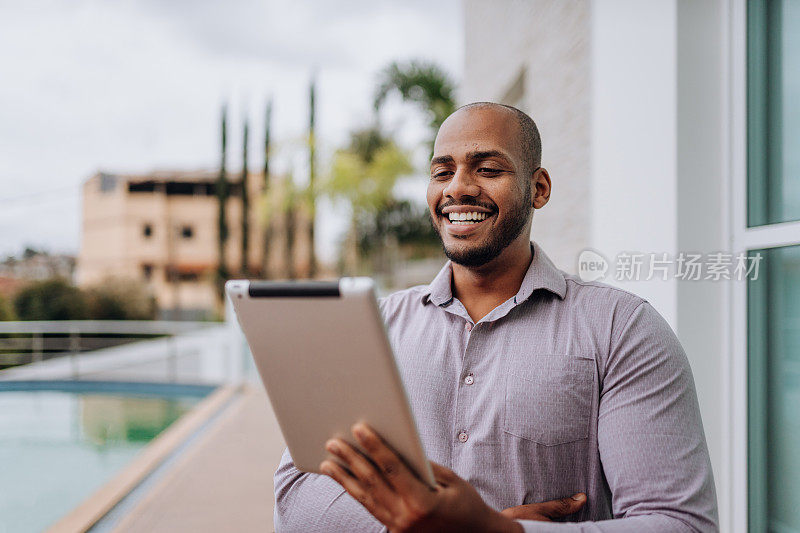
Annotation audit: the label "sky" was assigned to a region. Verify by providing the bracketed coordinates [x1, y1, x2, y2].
[0, 0, 463, 262]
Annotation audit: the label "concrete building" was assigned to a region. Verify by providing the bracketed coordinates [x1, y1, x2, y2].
[77, 170, 312, 319]
[461, 1, 799, 531]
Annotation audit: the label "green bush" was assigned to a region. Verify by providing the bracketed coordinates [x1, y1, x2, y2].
[12, 277, 158, 321]
[13, 278, 88, 320]
[84, 277, 157, 320]
[0, 294, 16, 321]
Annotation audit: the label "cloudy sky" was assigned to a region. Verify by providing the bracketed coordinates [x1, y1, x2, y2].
[0, 0, 462, 261]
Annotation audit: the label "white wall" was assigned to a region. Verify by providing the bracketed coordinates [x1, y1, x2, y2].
[676, 0, 728, 528]
[590, 0, 679, 325]
[592, 0, 728, 526]
[461, 0, 591, 274]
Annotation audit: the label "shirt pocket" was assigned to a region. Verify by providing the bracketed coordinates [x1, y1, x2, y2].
[503, 355, 595, 446]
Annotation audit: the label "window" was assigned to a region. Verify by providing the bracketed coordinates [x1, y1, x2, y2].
[746, 1, 800, 530]
[128, 181, 157, 193]
[143, 223, 153, 238]
[748, 245, 800, 532]
[99, 173, 117, 193]
[180, 225, 194, 239]
[747, 0, 800, 226]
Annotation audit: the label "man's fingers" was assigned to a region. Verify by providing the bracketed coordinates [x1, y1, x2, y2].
[429, 461, 459, 485]
[319, 460, 394, 524]
[540, 493, 586, 518]
[325, 438, 391, 496]
[352, 424, 432, 498]
[500, 493, 586, 522]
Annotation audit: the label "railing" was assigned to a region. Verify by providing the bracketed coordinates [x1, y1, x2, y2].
[0, 321, 218, 369]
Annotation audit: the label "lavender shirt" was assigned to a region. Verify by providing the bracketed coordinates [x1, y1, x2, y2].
[274, 241, 719, 532]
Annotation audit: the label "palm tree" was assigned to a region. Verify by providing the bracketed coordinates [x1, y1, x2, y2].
[373, 60, 457, 152]
[326, 126, 412, 274]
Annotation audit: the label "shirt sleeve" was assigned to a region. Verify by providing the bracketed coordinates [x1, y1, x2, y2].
[273, 447, 387, 532]
[516, 301, 719, 532]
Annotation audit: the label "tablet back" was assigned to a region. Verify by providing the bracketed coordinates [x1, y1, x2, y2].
[226, 278, 435, 487]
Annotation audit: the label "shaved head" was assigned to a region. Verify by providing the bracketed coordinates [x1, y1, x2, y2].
[456, 102, 542, 174]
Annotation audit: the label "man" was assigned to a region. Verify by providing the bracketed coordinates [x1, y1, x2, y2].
[274, 103, 718, 531]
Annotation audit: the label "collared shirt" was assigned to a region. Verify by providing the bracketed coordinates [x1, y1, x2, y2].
[274, 241, 719, 532]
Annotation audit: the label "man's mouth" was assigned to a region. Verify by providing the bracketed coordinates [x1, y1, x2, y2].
[446, 211, 490, 225]
[438, 207, 496, 234]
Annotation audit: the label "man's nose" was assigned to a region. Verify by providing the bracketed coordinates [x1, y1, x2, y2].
[442, 169, 480, 200]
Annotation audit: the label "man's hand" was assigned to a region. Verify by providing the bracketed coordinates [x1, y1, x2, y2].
[319, 423, 522, 533]
[501, 493, 586, 521]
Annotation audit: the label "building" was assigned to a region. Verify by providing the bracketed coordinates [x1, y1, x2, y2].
[77, 170, 313, 319]
[461, 1, 798, 531]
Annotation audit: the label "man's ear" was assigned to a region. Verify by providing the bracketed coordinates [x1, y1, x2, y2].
[532, 167, 551, 209]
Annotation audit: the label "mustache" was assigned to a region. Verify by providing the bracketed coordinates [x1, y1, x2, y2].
[435, 199, 497, 217]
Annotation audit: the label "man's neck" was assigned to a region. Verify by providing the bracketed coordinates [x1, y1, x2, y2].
[451, 239, 533, 323]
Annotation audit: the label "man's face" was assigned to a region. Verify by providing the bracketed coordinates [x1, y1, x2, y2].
[427, 106, 532, 267]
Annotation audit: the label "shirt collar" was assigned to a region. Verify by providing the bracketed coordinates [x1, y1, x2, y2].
[421, 241, 567, 306]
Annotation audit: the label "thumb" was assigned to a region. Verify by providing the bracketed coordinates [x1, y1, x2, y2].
[429, 461, 458, 485]
[541, 493, 586, 519]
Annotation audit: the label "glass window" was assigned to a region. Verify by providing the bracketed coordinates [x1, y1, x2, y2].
[748, 244, 800, 532]
[747, 0, 800, 226]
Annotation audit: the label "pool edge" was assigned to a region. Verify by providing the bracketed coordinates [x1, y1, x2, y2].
[45, 383, 241, 533]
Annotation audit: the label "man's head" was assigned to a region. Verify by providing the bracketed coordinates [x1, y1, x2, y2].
[427, 102, 551, 267]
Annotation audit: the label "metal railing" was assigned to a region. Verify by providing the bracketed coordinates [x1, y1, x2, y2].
[0, 321, 218, 371]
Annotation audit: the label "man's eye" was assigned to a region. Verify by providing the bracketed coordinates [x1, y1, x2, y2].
[432, 171, 453, 180]
[478, 167, 503, 175]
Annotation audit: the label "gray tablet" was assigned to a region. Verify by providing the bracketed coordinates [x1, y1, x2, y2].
[225, 278, 435, 487]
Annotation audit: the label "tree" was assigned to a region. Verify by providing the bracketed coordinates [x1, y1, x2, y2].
[240, 117, 250, 277]
[307, 77, 318, 278]
[374, 60, 457, 152]
[263, 175, 301, 279]
[355, 199, 440, 261]
[261, 98, 273, 277]
[326, 126, 413, 274]
[0, 294, 15, 321]
[84, 278, 157, 320]
[13, 279, 88, 321]
[215, 106, 229, 301]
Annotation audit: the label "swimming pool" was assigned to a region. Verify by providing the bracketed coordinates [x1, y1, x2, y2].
[0, 381, 215, 533]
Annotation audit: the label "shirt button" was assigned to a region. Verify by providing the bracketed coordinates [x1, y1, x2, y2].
[465, 322, 472, 332]
[457, 431, 469, 443]
[464, 373, 474, 385]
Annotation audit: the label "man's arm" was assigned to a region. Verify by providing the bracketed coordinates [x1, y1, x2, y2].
[274, 448, 386, 532]
[516, 301, 719, 532]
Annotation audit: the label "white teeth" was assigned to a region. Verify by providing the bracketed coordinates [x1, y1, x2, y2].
[447, 211, 490, 224]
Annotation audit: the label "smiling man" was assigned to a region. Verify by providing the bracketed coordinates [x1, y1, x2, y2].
[274, 103, 719, 532]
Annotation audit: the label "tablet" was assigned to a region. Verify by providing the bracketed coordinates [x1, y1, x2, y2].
[225, 278, 435, 487]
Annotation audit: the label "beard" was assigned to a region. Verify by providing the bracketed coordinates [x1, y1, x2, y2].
[432, 182, 532, 267]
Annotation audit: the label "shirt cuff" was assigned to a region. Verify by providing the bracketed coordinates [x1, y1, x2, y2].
[517, 520, 575, 532]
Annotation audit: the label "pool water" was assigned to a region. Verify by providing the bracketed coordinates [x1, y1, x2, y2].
[0, 384, 209, 533]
